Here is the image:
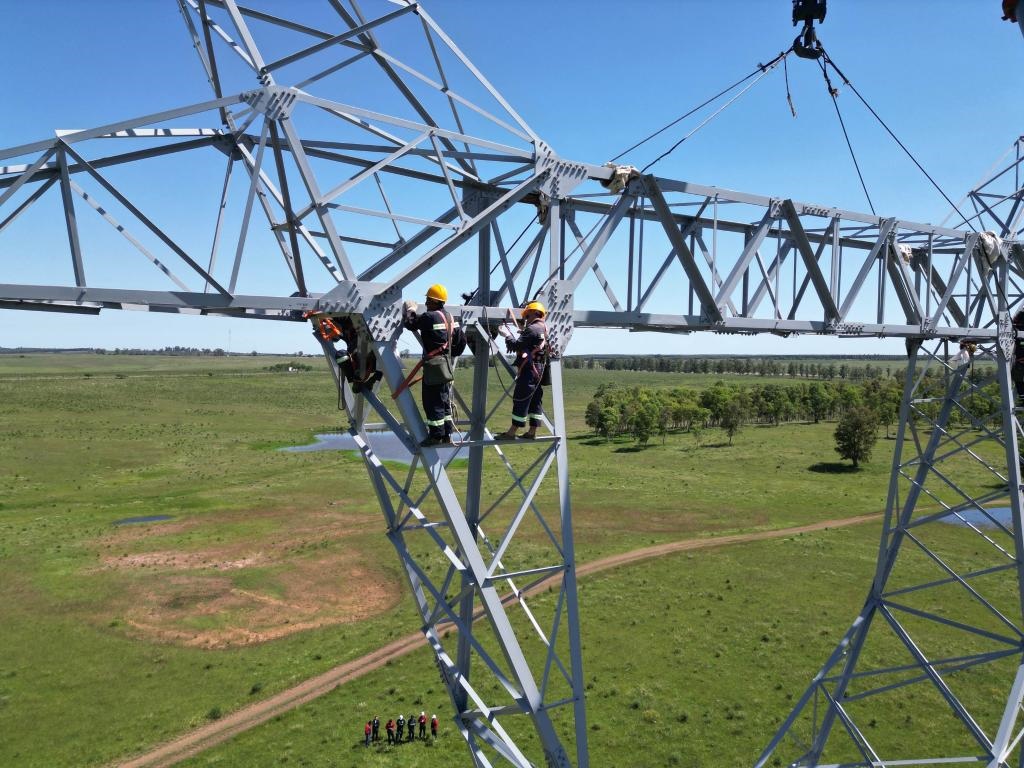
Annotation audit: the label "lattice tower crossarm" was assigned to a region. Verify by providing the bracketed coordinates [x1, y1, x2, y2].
[3, 2, 1024, 766]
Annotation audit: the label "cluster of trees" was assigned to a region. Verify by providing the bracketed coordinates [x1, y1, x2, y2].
[265, 361, 314, 372]
[584, 373, 1001, 465]
[563, 355, 900, 380]
[585, 379, 903, 444]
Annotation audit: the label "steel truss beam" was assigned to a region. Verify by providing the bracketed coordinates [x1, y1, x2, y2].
[3, 3, 1024, 767]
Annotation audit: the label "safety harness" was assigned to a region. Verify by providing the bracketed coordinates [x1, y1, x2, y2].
[392, 310, 454, 399]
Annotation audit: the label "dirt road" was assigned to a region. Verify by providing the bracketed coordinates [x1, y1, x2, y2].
[114, 512, 879, 768]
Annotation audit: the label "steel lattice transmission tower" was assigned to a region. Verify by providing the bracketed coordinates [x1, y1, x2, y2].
[2, 2, 1024, 766]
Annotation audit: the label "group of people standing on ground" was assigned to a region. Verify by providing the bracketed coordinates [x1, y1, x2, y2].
[363, 712, 438, 747]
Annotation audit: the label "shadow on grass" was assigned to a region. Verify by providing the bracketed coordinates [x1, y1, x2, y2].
[613, 445, 647, 453]
[808, 461, 860, 474]
[701, 441, 732, 449]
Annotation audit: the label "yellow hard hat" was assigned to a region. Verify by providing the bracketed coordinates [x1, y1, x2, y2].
[426, 284, 448, 302]
[522, 300, 546, 318]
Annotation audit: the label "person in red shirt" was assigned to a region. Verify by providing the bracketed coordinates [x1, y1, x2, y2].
[385, 718, 396, 745]
[418, 711, 427, 739]
[363, 721, 371, 747]
[430, 713, 439, 739]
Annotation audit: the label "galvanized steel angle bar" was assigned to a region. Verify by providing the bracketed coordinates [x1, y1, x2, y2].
[261, 4, 416, 75]
[228, 118, 270, 293]
[562, 192, 634, 290]
[312, 106, 480, 184]
[931, 235, 978, 329]
[0, 137, 227, 193]
[0, 177, 56, 236]
[780, 200, 840, 323]
[55, 146, 86, 288]
[539, 584, 571, 699]
[645, 178, 722, 322]
[204, 152, 234, 291]
[373, 49, 534, 145]
[273, 115, 356, 280]
[399, 554, 528, 703]
[264, 120, 308, 294]
[332, 1, 479, 180]
[417, 13, 477, 177]
[817, 683, 883, 767]
[183, 0, 257, 70]
[838, 218, 897, 320]
[428, 133, 467, 221]
[67, 179, 190, 292]
[0, 146, 57, 210]
[59, 143, 231, 296]
[898, 531, 1023, 638]
[565, 214, 623, 312]
[691, 228, 742, 317]
[714, 208, 774, 306]
[387, 173, 544, 291]
[478, 443, 554, 526]
[485, 446, 559, 576]
[409, 4, 540, 145]
[294, 129, 433, 221]
[294, 92, 533, 162]
[877, 603, 993, 752]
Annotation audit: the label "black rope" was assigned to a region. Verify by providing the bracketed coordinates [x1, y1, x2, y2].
[611, 48, 791, 165]
[817, 56, 875, 215]
[641, 50, 791, 174]
[819, 48, 977, 233]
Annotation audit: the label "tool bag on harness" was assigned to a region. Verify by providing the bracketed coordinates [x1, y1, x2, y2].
[422, 311, 455, 386]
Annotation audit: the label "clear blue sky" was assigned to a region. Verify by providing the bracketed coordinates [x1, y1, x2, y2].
[2, 1, 1022, 356]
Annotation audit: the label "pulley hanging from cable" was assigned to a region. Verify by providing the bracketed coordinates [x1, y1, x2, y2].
[792, 0, 827, 59]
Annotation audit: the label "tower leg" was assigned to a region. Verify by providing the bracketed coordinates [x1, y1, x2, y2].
[759, 329, 1024, 767]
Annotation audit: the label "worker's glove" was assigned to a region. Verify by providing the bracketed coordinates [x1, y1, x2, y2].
[403, 299, 418, 314]
[504, 337, 514, 353]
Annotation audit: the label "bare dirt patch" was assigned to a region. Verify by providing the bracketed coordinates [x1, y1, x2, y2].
[89, 506, 398, 648]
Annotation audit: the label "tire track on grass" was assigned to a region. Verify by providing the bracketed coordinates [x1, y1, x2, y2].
[114, 512, 880, 768]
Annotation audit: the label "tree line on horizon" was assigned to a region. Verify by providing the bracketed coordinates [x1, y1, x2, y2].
[564, 355, 899, 380]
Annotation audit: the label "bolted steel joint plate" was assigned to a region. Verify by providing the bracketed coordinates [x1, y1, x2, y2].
[539, 281, 574, 358]
[999, 312, 1015, 362]
[316, 281, 404, 341]
[535, 141, 588, 199]
[243, 85, 299, 121]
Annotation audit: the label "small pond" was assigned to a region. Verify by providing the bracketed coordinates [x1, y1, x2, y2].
[283, 431, 467, 465]
[113, 514, 174, 526]
[940, 507, 1014, 529]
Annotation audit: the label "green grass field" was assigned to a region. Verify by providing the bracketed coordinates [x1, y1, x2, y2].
[0, 353, 990, 767]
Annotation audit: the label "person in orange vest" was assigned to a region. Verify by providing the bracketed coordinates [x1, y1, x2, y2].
[385, 717, 396, 745]
[497, 301, 549, 440]
[363, 720, 371, 747]
[418, 711, 427, 739]
[430, 713, 439, 739]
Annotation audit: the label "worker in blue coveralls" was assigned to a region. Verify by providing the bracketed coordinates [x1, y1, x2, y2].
[1004, 0, 1024, 38]
[497, 301, 549, 440]
[402, 284, 466, 447]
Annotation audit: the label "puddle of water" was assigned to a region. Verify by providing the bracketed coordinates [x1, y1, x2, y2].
[283, 432, 466, 465]
[940, 507, 1014, 529]
[113, 514, 174, 526]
